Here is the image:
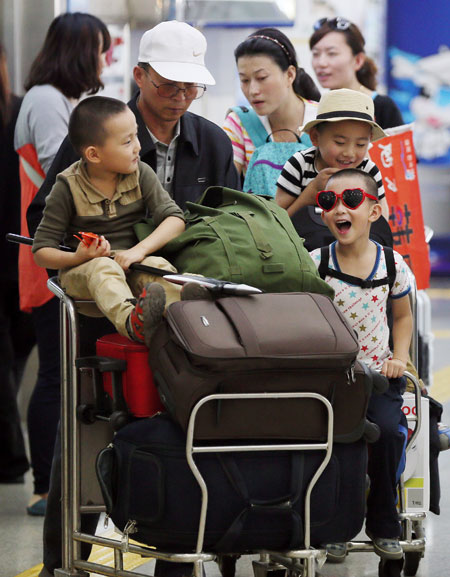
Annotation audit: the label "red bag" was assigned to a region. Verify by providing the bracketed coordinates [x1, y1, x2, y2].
[96, 333, 163, 418]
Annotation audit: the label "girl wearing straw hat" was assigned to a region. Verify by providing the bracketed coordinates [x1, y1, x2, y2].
[275, 88, 389, 220]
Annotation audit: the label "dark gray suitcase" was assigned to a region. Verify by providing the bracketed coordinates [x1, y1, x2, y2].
[149, 292, 384, 442]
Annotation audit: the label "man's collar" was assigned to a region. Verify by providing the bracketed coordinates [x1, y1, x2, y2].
[179, 112, 199, 156]
[128, 92, 155, 157]
[148, 119, 181, 145]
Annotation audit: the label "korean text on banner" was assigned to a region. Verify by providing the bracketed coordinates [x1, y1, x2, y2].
[369, 125, 430, 290]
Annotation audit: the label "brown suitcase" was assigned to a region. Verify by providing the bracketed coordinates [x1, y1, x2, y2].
[149, 292, 376, 442]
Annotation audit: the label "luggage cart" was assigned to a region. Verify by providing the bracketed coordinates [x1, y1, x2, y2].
[48, 276, 374, 577]
[47, 275, 426, 577]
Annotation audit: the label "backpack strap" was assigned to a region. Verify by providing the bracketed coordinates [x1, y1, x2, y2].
[318, 246, 330, 281]
[231, 106, 268, 148]
[383, 245, 396, 292]
[318, 244, 396, 290]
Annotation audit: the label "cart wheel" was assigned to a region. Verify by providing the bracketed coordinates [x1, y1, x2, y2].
[378, 558, 404, 577]
[110, 410, 129, 431]
[252, 561, 286, 577]
[403, 552, 422, 576]
[77, 404, 96, 424]
[217, 554, 239, 577]
[412, 520, 425, 539]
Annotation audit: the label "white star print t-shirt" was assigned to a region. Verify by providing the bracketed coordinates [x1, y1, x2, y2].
[310, 241, 411, 371]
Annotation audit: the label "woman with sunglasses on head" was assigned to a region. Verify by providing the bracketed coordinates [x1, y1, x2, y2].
[223, 27, 321, 179]
[310, 17, 403, 129]
[14, 11, 111, 517]
[310, 167, 412, 564]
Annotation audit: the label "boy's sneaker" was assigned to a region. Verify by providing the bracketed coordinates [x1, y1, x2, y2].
[126, 282, 166, 347]
[366, 531, 403, 560]
[322, 542, 347, 563]
[181, 282, 214, 301]
[438, 423, 450, 451]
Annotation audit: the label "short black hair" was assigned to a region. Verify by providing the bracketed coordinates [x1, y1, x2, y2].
[326, 168, 379, 199]
[69, 96, 128, 156]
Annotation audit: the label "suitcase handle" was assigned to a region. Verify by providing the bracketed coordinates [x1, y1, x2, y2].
[76, 355, 129, 430]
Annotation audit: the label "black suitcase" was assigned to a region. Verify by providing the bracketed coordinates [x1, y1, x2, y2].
[96, 413, 367, 553]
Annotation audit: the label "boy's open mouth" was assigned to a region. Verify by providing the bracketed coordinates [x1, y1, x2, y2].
[336, 220, 351, 232]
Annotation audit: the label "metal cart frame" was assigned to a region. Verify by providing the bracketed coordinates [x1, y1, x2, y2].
[49, 277, 335, 577]
[48, 276, 426, 577]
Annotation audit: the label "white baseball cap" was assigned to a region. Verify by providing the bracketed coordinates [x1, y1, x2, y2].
[138, 21, 216, 85]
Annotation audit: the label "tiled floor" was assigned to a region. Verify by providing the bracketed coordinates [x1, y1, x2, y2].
[2, 280, 450, 577]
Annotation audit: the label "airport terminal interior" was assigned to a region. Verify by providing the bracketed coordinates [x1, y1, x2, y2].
[1, 1, 450, 576]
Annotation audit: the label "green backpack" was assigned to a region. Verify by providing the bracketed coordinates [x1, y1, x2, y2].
[135, 187, 334, 297]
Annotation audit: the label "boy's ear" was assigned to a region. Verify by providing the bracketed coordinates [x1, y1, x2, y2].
[368, 202, 382, 223]
[309, 127, 320, 147]
[84, 145, 101, 164]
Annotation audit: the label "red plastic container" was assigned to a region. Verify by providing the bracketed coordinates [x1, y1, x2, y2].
[96, 333, 164, 418]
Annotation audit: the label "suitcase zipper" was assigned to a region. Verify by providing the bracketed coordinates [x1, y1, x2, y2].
[346, 362, 356, 385]
[121, 519, 137, 552]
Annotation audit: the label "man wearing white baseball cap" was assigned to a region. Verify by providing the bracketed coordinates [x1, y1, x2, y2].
[137, 20, 216, 85]
[28, 20, 238, 238]
[33, 21, 238, 577]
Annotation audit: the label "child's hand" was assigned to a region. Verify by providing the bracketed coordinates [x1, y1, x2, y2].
[75, 235, 110, 263]
[381, 358, 407, 379]
[298, 168, 341, 208]
[114, 246, 147, 272]
[314, 167, 341, 193]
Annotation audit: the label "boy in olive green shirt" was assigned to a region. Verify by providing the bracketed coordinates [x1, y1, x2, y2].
[33, 96, 185, 345]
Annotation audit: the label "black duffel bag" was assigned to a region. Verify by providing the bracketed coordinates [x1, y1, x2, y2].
[96, 413, 367, 553]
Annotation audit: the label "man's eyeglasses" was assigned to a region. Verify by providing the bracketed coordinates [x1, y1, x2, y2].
[313, 17, 352, 31]
[140, 67, 206, 100]
[316, 188, 378, 212]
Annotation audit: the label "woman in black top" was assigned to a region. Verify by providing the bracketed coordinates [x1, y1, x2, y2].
[0, 43, 35, 483]
[309, 17, 403, 129]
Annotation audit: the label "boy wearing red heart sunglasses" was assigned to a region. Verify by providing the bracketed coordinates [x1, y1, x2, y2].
[310, 167, 413, 562]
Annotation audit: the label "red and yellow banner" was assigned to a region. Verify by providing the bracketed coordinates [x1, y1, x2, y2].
[370, 127, 430, 290]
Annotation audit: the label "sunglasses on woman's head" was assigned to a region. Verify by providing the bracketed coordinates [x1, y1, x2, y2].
[313, 17, 352, 31]
[316, 188, 378, 212]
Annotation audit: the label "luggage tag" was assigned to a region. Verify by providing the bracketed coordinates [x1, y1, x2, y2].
[163, 273, 263, 295]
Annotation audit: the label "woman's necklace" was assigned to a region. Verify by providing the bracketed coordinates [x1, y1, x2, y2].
[270, 97, 304, 142]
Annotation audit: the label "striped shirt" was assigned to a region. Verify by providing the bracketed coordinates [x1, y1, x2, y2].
[277, 146, 385, 200]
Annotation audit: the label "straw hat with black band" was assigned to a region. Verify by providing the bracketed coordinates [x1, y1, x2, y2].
[301, 88, 386, 141]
